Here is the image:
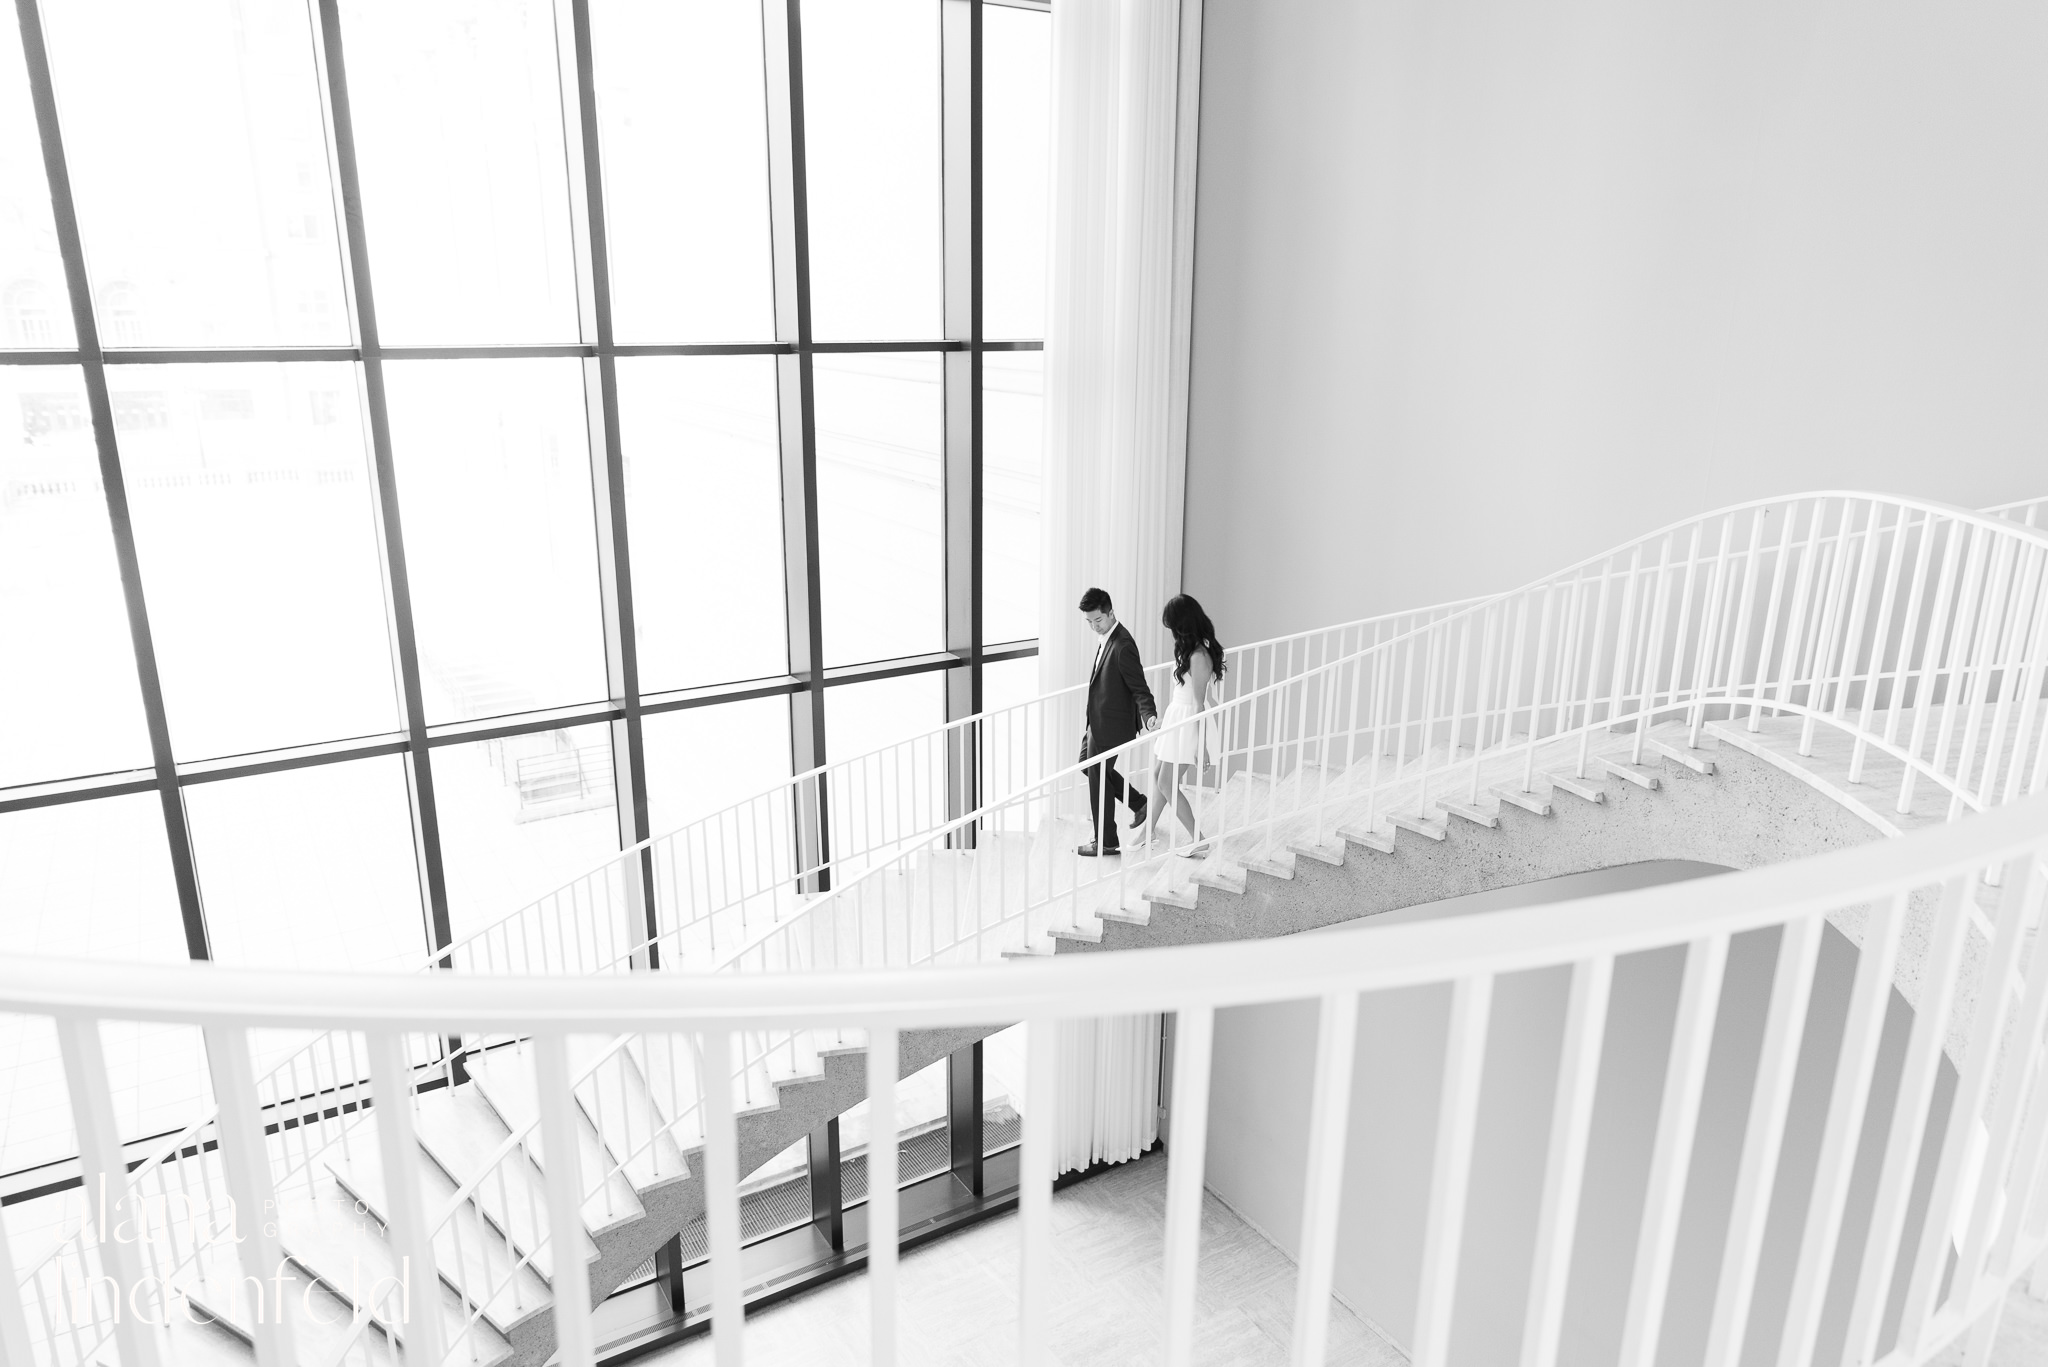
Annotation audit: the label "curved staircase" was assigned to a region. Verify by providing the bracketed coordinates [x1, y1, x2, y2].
[10, 490, 2048, 1367]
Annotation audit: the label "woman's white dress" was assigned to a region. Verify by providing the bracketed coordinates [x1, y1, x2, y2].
[1154, 652, 1216, 766]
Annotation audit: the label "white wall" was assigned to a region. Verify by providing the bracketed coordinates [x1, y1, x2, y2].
[1182, 0, 2048, 646]
[1201, 863, 1957, 1366]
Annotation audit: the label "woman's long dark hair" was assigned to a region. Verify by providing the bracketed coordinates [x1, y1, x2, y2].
[1162, 594, 1225, 685]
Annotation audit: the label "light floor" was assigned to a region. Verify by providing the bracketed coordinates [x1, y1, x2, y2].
[643, 1148, 1406, 1367]
[642, 1145, 2048, 1367]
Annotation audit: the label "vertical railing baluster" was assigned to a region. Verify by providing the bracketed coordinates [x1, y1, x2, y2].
[533, 1035, 596, 1367]
[1946, 857, 2048, 1325]
[1162, 1006, 1215, 1367]
[1898, 521, 1972, 813]
[694, 1028, 744, 1366]
[1629, 534, 1678, 763]
[1019, 1016, 1058, 1366]
[1288, 991, 1361, 1367]
[1615, 933, 1731, 1367]
[1800, 881, 1921, 1367]
[868, 1027, 900, 1365]
[1839, 874, 1994, 1362]
[1700, 915, 1827, 1367]
[1796, 498, 1862, 753]
[1747, 502, 1801, 728]
[1520, 955, 1614, 1367]
[1412, 976, 1494, 1367]
[363, 1031, 448, 1367]
[56, 1017, 167, 1367]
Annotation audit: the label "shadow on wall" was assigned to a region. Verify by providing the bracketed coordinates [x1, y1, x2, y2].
[1201, 862, 1958, 1367]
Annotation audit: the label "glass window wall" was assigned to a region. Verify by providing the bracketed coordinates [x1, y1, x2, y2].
[2, 0, 1047, 1189]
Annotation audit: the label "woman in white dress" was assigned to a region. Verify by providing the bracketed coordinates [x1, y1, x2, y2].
[1141, 594, 1224, 854]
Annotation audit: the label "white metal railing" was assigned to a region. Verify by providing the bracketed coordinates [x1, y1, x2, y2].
[0, 606, 1477, 1367]
[433, 603, 1482, 984]
[732, 493, 2048, 977]
[3, 792, 2047, 1367]
[1990, 495, 2048, 532]
[8, 490, 2048, 1367]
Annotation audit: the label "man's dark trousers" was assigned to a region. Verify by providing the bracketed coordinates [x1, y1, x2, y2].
[1086, 749, 1132, 852]
[1080, 620, 1157, 854]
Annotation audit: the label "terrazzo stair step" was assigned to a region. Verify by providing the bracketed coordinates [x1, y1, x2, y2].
[1643, 737, 1716, 774]
[1051, 919, 1106, 945]
[1388, 812, 1448, 842]
[1002, 940, 1057, 959]
[568, 1036, 692, 1192]
[1543, 772, 1606, 804]
[1438, 801, 1499, 830]
[1593, 755, 1661, 790]
[1100, 900, 1154, 926]
[410, 1085, 596, 1279]
[181, 1237, 403, 1367]
[324, 1132, 552, 1336]
[1140, 875, 1199, 911]
[164, 1295, 357, 1367]
[1490, 785, 1553, 816]
[264, 1171, 513, 1367]
[1336, 823, 1395, 854]
[1192, 863, 1248, 895]
[1244, 850, 1297, 879]
[1286, 837, 1348, 866]
[462, 1046, 648, 1234]
[764, 1033, 834, 1095]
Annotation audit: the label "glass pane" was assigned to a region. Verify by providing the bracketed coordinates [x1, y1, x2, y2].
[814, 355, 943, 666]
[0, 16, 71, 349]
[383, 359, 606, 722]
[983, 352, 1042, 645]
[341, 0, 578, 343]
[618, 357, 786, 691]
[799, 0, 940, 339]
[0, 793, 185, 962]
[0, 367, 153, 786]
[0, 797, 202, 1174]
[112, 363, 400, 760]
[825, 671, 943, 762]
[839, 1054, 951, 1203]
[591, 0, 774, 343]
[187, 756, 427, 972]
[984, 6, 1051, 340]
[643, 698, 792, 837]
[983, 1022, 1026, 1154]
[40, 0, 347, 348]
[0, 1016, 210, 1180]
[434, 723, 622, 945]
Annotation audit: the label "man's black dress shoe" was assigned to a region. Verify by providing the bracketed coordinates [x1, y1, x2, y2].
[1128, 793, 1148, 823]
[1076, 841, 1120, 857]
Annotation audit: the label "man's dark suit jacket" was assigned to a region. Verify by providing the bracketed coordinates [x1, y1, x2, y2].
[1081, 622, 1159, 759]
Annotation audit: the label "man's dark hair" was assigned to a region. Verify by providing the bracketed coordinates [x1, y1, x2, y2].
[1077, 587, 1113, 614]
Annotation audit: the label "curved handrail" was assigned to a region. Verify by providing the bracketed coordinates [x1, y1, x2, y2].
[7, 791, 2047, 1367]
[730, 491, 2048, 976]
[1, 794, 2044, 1026]
[12, 491, 2048, 1367]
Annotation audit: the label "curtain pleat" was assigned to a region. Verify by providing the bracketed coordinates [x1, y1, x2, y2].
[1035, 0, 1202, 1179]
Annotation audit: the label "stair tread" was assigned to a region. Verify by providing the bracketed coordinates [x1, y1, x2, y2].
[1543, 771, 1606, 803]
[193, 1170, 515, 1367]
[324, 1120, 552, 1335]
[463, 1044, 648, 1234]
[412, 1084, 597, 1275]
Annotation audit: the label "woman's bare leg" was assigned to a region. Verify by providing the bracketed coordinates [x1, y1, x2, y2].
[1141, 761, 1175, 842]
[1173, 763, 1200, 845]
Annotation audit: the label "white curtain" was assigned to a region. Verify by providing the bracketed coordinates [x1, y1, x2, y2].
[1036, 0, 1205, 1174]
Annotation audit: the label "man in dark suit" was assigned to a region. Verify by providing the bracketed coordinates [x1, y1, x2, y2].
[1076, 586, 1158, 856]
